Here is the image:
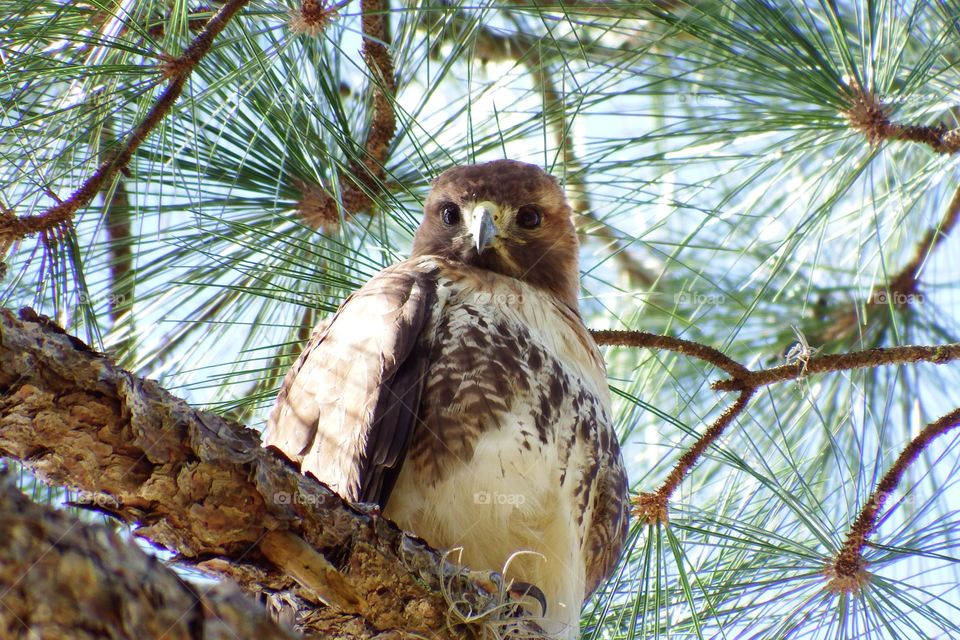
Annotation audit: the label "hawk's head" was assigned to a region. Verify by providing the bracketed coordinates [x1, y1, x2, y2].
[412, 159, 580, 309]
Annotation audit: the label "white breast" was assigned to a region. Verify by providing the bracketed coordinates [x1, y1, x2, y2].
[384, 270, 608, 639]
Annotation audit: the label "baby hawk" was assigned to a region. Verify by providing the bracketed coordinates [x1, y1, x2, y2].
[265, 159, 628, 638]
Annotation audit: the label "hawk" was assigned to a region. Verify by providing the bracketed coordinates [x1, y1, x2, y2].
[265, 159, 628, 638]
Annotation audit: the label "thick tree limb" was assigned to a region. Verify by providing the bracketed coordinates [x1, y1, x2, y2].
[0, 480, 298, 640]
[0, 307, 516, 639]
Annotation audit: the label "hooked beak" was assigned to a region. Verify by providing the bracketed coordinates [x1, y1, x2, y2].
[469, 203, 498, 254]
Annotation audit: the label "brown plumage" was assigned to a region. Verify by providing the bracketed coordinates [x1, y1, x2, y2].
[265, 159, 628, 638]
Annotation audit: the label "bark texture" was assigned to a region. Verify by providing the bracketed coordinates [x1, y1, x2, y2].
[0, 481, 297, 639]
[0, 307, 515, 639]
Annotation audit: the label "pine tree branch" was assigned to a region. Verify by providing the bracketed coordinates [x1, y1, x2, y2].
[0, 480, 300, 640]
[590, 329, 750, 380]
[294, 0, 398, 229]
[593, 328, 960, 528]
[844, 84, 960, 154]
[873, 182, 960, 304]
[820, 182, 960, 342]
[712, 343, 960, 392]
[0, 307, 523, 640]
[0, 0, 251, 242]
[825, 406, 960, 594]
[632, 389, 754, 524]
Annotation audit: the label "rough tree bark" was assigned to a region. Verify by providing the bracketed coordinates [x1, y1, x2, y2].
[0, 481, 297, 639]
[0, 307, 531, 639]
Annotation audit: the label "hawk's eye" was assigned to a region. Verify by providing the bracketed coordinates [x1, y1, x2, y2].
[516, 205, 542, 229]
[441, 203, 461, 226]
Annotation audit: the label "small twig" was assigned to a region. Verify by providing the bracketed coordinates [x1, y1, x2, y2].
[877, 183, 960, 304]
[633, 389, 754, 524]
[844, 84, 960, 154]
[825, 406, 960, 594]
[591, 329, 750, 381]
[660, 388, 754, 499]
[295, 0, 398, 228]
[0, 0, 252, 241]
[713, 343, 960, 392]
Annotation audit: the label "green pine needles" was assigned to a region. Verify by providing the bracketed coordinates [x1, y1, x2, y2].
[2, 1, 960, 638]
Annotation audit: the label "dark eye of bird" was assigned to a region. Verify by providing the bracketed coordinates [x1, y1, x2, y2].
[441, 203, 461, 226]
[517, 205, 542, 229]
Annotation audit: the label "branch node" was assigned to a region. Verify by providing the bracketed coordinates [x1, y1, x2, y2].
[294, 178, 341, 230]
[289, 0, 345, 36]
[843, 83, 960, 154]
[631, 491, 668, 525]
[843, 84, 891, 146]
[824, 554, 871, 595]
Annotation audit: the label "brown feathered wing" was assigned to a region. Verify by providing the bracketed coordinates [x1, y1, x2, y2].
[264, 261, 438, 505]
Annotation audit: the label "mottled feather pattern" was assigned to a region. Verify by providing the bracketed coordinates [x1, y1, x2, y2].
[266, 160, 628, 639]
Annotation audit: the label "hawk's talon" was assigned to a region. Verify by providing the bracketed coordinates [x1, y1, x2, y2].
[506, 580, 548, 617]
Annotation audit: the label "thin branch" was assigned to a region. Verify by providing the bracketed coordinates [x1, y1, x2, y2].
[822, 183, 960, 341]
[0, 0, 252, 242]
[633, 389, 754, 524]
[358, 0, 397, 178]
[712, 343, 960, 392]
[844, 84, 960, 154]
[98, 119, 136, 338]
[825, 406, 960, 594]
[880, 183, 960, 303]
[593, 329, 755, 523]
[528, 40, 656, 287]
[294, 0, 398, 228]
[591, 328, 750, 380]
